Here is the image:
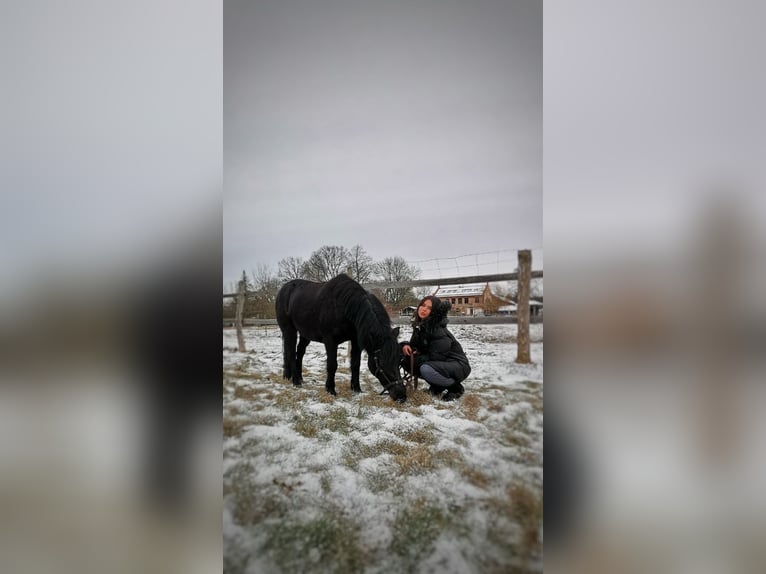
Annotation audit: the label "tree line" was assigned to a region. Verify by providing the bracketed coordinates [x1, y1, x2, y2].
[224, 245, 426, 319]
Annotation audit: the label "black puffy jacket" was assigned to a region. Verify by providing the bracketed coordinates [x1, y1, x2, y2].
[401, 299, 471, 383]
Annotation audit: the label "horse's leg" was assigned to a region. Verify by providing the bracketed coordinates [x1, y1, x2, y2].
[349, 340, 362, 393]
[281, 326, 300, 386]
[295, 336, 310, 385]
[324, 341, 338, 396]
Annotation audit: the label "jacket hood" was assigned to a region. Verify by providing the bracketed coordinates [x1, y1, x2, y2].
[411, 295, 452, 329]
[425, 297, 451, 328]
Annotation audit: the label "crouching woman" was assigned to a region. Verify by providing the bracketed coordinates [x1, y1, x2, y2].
[400, 296, 471, 401]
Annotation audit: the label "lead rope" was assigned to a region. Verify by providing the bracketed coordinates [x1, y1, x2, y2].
[410, 352, 418, 390]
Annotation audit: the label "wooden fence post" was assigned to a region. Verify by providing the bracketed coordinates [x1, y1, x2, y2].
[516, 250, 531, 364]
[235, 270, 247, 352]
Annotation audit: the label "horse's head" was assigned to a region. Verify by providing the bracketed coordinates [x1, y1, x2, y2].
[369, 327, 407, 402]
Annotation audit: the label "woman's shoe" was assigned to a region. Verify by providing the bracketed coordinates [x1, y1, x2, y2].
[428, 385, 444, 397]
[442, 383, 464, 401]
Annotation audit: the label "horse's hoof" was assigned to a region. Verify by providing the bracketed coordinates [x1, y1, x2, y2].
[326, 389, 337, 396]
[292, 381, 302, 387]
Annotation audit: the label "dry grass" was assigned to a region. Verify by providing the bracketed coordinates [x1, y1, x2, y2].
[224, 463, 287, 525]
[233, 487, 287, 527]
[433, 447, 465, 467]
[358, 392, 385, 408]
[459, 464, 492, 488]
[342, 434, 470, 477]
[405, 387, 435, 407]
[511, 447, 540, 467]
[324, 407, 351, 433]
[250, 413, 280, 426]
[224, 407, 282, 438]
[509, 482, 543, 555]
[484, 480, 542, 565]
[342, 438, 409, 470]
[293, 412, 319, 438]
[224, 358, 263, 378]
[262, 504, 367, 574]
[527, 397, 543, 413]
[232, 383, 267, 401]
[320, 472, 332, 494]
[518, 380, 542, 392]
[393, 444, 465, 475]
[397, 425, 437, 445]
[509, 409, 530, 433]
[223, 416, 249, 438]
[452, 436, 470, 448]
[393, 443, 435, 474]
[485, 399, 505, 412]
[461, 394, 482, 421]
[390, 497, 460, 566]
[364, 467, 395, 492]
[265, 371, 286, 385]
[330, 385, 355, 400]
[503, 427, 532, 449]
[274, 388, 307, 410]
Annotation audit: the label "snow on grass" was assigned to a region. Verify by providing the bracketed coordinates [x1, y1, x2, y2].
[223, 323, 543, 574]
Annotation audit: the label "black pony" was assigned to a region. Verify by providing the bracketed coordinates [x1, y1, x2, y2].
[275, 274, 407, 402]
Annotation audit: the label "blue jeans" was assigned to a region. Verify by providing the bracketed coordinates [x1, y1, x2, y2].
[419, 364, 455, 388]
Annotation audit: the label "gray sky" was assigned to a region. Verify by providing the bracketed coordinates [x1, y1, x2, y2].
[2, 1, 221, 298]
[224, 0, 541, 286]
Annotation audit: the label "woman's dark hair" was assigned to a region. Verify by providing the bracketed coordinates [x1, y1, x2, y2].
[412, 295, 441, 326]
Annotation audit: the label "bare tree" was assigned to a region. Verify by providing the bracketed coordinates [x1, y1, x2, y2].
[303, 245, 351, 282]
[277, 256, 306, 284]
[252, 264, 280, 297]
[247, 264, 280, 318]
[346, 244, 375, 284]
[250, 263, 274, 291]
[413, 285, 435, 301]
[374, 256, 420, 306]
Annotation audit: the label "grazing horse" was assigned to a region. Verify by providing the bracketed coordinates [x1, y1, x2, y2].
[275, 274, 407, 402]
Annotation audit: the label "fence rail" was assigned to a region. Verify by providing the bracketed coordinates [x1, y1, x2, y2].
[224, 315, 543, 328]
[224, 250, 541, 362]
[222, 270, 543, 298]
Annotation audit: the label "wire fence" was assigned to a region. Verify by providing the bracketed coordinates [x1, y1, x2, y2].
[407, 248, 543, 280]
[224, 249, 541, 364]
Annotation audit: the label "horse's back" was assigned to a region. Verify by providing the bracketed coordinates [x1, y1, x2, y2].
[275, 275, 362, 343]
[275, 279, 328, 340]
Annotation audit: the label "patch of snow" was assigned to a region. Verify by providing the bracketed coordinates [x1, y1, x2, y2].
[223, 322, 543, 572]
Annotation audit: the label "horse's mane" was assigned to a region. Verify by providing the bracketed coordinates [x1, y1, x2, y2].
[326, 275, 391, 351]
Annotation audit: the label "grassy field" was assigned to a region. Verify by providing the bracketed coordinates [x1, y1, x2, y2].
[223, 324, 543, 574]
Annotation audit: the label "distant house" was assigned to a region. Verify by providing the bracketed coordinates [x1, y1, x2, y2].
[400, 305, 417, 316]
[432, 283, 511, 316]
[497, 304, 517, 316]
[500, 300, 543, 317]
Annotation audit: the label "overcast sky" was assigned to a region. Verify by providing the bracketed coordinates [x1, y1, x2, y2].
[223, 0, 541, 286]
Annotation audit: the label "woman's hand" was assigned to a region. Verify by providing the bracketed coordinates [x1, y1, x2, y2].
[402, 344, 413, 356]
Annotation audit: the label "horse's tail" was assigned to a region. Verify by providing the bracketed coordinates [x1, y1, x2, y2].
[276, 281, 298, 380]
[277, 279, 308, 323]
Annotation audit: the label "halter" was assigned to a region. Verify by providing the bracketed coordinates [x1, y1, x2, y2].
[373, 351, 405, 396]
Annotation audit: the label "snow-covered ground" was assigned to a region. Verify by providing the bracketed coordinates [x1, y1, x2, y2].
[223, 323, 543, 574]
